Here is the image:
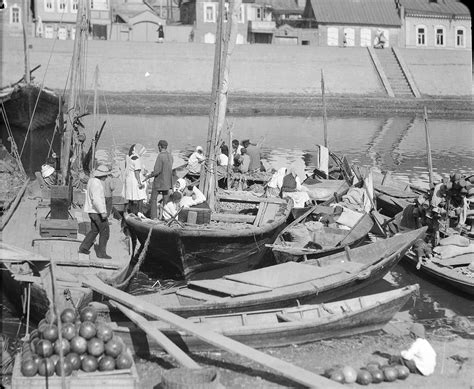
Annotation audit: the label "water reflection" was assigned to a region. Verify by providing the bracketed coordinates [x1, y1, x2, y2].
[87, 114, 473, 188]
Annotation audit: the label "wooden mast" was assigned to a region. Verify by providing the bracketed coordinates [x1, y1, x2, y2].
[423, 106, 434, 189]
[59, 0, 88, 184]
[22, 0, 31, 84]
[321, 69, 328, 148]
[200, 0, 241, 210]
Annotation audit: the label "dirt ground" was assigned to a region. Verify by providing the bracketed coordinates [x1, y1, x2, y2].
[84, 91, 474, 120]
[134, 322, 474, 388]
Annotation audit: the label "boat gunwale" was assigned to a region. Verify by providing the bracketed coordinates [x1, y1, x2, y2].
[123, 198, 293, 238]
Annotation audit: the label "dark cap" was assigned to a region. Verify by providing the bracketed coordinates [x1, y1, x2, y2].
[158, 140, 168, 148]
[242, 139, 250, 145]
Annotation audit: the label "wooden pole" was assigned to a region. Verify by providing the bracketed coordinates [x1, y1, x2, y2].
[90, 66, 99, 172]
[22, 0, 31, 84]
[50, 260, 66, 389]
[110, 301, 201, 369]
[60, 0, 87, 184]
[227, 125, 233, 190]
[200, 0, 241, 210]
[83, 276, 343, 389]
[321, 69, 328, 148]
[423, 106, 434, 189]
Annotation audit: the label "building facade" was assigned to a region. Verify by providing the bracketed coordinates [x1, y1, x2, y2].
[302, 0, 402, 47]
[33, 0, 110, 40]
[397, 0, 471, 50]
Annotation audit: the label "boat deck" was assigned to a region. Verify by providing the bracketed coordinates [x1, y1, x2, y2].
[2, 194, 131, 269]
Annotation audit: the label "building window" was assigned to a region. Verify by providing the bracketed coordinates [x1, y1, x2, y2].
[58, 0, 66, 12]
[360, 28, 371, 47]
[204, 3, 216, 23]
[45, 0, 54, 12]
[435, 26, 445, 47]
[327, 27, 338, 46]
[416, 25, 426, 46]
[456, 27, 466, 48]
[224, 3, 229, 22]
[238, 5, 244, 23]
[71, 0, 78, 12]
[256, 7, 265, 20]
[90, 0, 108, 10]
[45, 25, 54, 39]
[11, 7, 20, 24]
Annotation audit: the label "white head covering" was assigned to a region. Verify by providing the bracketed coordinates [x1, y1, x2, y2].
[41, 164, 55, 178]
[196, 146, 203, 152]
[175, 178, 187, 192]
[133, 143, 146, 157]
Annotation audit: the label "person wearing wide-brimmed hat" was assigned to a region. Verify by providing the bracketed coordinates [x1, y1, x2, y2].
[78, 165, 112, 259]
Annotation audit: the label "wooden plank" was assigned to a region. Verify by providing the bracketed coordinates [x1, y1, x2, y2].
[176, 288, 225, 301]
[211, 213, 255, 223]
[218, 192, 287, 204]
[432, 254, 473, 267]
[110, 301, 201, 369]
[225, 262, 342, 289]
[189, 279, 271, 297]
[259, 203, 280, 225]
[83, 276, 342, 389]
[253, 202, 267, 226]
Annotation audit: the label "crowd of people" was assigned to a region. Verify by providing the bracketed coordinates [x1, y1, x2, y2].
[73, 137, 316, 256]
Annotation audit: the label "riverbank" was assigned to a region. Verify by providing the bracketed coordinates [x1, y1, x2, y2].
[82, 91, 474, 119]
[134, 323, 474, 388]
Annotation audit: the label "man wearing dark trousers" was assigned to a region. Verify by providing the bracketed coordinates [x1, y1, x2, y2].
[78, 165, 111, 259]
[145, 140, 174, 220]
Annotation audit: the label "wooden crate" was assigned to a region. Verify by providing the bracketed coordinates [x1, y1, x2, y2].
[39, 217, 79, 238]
[178, 202, 211, 225]
[11, 353, 139, 389]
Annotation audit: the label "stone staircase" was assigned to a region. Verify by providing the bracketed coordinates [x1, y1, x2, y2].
[374, 48, 414, 97]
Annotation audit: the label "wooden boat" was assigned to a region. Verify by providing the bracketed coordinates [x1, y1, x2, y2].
[403, 250, 474, 296]
[0, 200, 132, 323]
[124, 0, 293, 282]
[269, 204, 375, 264]
[114, 284, 419, 353]
[0, 2, 60, 176]
[124, 192, 292, 280]
[1, 1, 133, 323]
[121, 227, 426, 318]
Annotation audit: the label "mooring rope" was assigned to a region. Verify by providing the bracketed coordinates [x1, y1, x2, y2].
[1, 102, 26, 176]
[111, 226, 153, 289]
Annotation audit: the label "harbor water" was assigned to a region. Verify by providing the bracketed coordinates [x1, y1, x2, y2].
[2, 112, 473, 339]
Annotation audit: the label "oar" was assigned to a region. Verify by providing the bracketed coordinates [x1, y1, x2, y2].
[110, 301, 200, 369]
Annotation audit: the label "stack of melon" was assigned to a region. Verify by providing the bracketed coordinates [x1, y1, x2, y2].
[323, 362, 410, 385]
[21, 305, 133, 377]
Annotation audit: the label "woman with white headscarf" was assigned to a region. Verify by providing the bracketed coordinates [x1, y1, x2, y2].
[124, 143, 147, 214]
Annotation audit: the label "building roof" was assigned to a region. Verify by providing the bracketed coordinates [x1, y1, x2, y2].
[112, 2, 157, 22]
[306, 0, 401, 26]
[397, 0, 470, 18]
[254, 0, 304, 14]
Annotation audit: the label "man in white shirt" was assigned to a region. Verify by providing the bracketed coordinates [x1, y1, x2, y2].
[78, 165, 111, 259]
[390, 323, 437, 376]
[187, 146, 205, 177]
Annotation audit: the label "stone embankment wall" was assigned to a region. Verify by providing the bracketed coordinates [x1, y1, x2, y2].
[1, 37, 471, 97]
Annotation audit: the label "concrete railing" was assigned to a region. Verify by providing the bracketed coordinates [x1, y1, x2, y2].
[392, 47, 421, 98]
[367, 47, 394, 98]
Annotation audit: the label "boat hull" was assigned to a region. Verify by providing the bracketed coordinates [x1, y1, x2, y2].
[1, 84, 60, 176]
[131, 228, 426, 318]
[403, 252, 474, 296]
[124, 199, 292, 280]
[115, 285, 418, 353]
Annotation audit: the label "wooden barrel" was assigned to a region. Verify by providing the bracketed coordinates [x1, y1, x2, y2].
[161, 367, 221, 389]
